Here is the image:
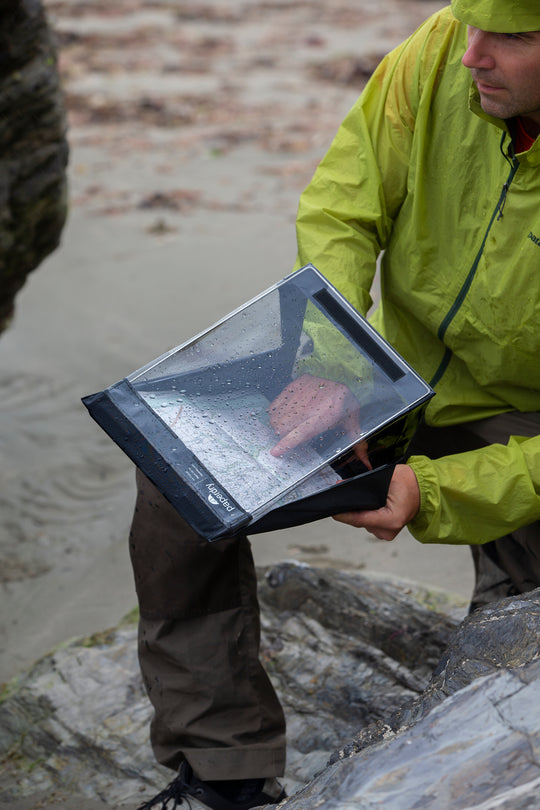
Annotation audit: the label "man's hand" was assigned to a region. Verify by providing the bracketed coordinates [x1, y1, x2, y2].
[269, 374, 368, 463]
[333, 464, 420, 540]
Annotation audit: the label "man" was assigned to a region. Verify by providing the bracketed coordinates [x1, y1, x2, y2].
[134, 1, 540, 807]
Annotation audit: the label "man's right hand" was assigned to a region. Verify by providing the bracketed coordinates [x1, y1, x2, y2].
[268, 374, 370, 467]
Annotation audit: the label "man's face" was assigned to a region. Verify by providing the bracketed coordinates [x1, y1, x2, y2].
[462, 27, 540, 136]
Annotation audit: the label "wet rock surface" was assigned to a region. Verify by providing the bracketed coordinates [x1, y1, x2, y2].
[280, 587, 540, 810]
[0, 564, 460, 805]
[281, 658, 540, 810]
[333, 587, 540, 762]
[3, 565, 540, 810]
[0, 0, 68, 334]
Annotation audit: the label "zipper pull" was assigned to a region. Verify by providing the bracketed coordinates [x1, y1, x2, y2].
[497, 150, 520, 220]
[497, 182, 509, 220]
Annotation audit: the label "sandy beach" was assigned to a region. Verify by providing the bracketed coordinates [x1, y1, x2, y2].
[0, 1, 474, 806]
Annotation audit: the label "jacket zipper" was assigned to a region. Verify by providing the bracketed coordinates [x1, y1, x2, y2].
[429, 139, 520, 388]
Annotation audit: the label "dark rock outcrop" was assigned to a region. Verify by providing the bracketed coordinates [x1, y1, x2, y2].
[0, 565, 461, 804]
[279, 657, 540, 810]
[277, 586, 540, 810]
[1, 565, 539, 809]
[332, 588, 540, 762]
[0, 0, 68, 334]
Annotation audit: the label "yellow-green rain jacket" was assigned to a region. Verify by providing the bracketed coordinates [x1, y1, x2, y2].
[295, 5, 540, 546]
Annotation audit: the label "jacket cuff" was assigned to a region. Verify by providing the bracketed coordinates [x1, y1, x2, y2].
[406, 455, 441, 544]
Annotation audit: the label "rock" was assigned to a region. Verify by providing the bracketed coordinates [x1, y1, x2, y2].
[1, 565, 539, 809]
[282, 588, 540, 810]
[0, 565, 460, 804]
[279, 658, 540, 810]
[258, 561, 460, 781]
[332, 588, 540, 760]
[0, 0, 68, 334]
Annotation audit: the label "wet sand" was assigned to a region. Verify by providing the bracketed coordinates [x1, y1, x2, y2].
[0, 1, 473, 807]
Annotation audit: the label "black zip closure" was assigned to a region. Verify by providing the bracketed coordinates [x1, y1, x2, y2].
[429, 137, 520, 388]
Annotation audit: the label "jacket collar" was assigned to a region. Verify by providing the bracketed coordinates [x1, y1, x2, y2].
[468, 81, 540, 166]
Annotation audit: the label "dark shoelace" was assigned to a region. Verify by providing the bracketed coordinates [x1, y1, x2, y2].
[137, 773, 194, 810]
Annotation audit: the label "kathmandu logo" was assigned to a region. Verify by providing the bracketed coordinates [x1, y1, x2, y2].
[527, 231, 540, 247]
[206, 484, 235, 512]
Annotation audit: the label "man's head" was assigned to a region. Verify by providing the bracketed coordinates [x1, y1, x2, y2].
[452, 0, 540, 136]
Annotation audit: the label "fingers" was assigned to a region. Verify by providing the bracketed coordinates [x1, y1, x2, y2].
[351, 440, 372, 470]
[270, 412, 330, 457]
[333, 509, 400, 540]
[332, 465, 421, 540]
[269, 374, 363, 457]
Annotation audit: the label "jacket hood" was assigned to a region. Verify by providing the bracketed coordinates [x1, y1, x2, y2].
[451, 0, 540, 32]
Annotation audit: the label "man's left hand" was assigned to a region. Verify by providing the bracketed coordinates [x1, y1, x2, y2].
[333, 464, 420, 540]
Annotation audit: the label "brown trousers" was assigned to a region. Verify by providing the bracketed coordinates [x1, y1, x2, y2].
[129, 469, 286, 780]
[129, 412, 539, 777]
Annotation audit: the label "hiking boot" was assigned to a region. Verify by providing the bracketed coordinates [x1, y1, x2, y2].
[136, 761, 286, 810]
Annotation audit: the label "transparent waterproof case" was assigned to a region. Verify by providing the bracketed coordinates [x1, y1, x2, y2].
[83, 265, 434, 540]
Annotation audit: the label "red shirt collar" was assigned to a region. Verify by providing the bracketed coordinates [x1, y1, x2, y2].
[514, 117, 536, 153]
